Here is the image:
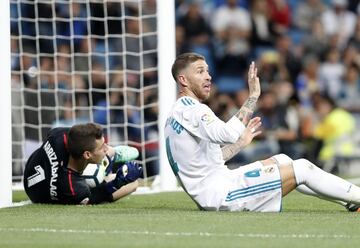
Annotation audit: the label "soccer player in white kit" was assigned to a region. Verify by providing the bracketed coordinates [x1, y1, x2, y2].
[164, 52, 360, 212]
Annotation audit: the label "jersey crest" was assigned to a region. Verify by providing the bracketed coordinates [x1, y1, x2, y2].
[200, 113, 214, 125]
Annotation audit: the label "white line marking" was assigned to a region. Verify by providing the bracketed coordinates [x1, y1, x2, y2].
[0, 227, 357, 239]
[9, 200, 32, 207]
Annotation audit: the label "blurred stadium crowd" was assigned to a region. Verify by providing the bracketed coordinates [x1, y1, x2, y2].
[10, 0, 360, 176]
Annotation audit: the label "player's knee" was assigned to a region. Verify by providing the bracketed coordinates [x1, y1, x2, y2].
[272, 154, 293, 167]
[292, 158, 321, 185]
[294, 158, 318, 170]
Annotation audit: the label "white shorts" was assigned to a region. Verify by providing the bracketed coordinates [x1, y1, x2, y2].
[219, 161, 282, 212]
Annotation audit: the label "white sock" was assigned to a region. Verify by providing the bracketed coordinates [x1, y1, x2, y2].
[293, 159, 360, 204]
[296, 185, 347, 207]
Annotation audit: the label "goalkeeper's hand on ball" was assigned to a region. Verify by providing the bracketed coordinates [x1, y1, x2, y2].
[116, 161, 143, 183]
[105, 161, 143, 193]
[112, 146, 139, 163]
[115, 161, 143, 185]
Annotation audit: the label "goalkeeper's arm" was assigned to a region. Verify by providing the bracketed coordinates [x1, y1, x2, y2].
[105, 161, 143, 201]
[111, 181, 139, 201]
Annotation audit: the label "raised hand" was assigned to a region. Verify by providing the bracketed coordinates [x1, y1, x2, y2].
[240, 117, 262, 148]
[247, 62, 261, 99]
[221, 117, 262, 161]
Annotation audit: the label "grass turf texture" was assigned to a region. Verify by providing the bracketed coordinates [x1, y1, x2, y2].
[0, 191, 359, 248]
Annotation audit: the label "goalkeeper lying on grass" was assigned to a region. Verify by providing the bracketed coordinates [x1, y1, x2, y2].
[23, 123, 142, 205]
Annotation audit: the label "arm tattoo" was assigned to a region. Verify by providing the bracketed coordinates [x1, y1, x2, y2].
[223, 97, 258, 161]
[221, 137, 246, 161]
[235, 96, 257, 125]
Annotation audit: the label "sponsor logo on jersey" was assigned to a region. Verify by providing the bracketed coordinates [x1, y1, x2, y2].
[263, 166, 275, 174]
[200, 113, 214, 125]
[43, 141, 59, 200]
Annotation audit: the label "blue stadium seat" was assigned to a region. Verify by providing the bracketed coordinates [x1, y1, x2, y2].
[215, 76, 245, 93]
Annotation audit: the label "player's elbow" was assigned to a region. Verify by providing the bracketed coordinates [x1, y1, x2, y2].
[220, 129, 240, 144]
[208, 126, 240, 144]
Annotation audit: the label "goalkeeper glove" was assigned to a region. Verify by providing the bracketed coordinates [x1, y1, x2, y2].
[105, 161, 143, 193]
[112, 145, 139, 163]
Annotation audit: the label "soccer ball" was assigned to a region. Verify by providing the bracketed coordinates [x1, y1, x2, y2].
[81, 157, 109, 188]
[82, 163, 106, 188]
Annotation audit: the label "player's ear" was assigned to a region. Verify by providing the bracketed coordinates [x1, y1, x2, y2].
[178, 74, 188, 87]
[83, 151, 92, 160]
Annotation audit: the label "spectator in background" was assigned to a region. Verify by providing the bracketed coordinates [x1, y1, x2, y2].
[211, 0, 251, 77]
[249, 0, 276, 55]
[321, 0, 357, 49]
[266, 0, 291, 35]
[294, 0, 326, 32]
[256, 50, 289, 89]
[295, 55, 321, 110]
[176, 25, 187, 55]
[347, 16, 360, 52]
[342, 45, 360, 68]
[210, 92, 238, 122]
[318, 48, 345, 100]
[312, 94, 356, 167]
[236, 86, 303, 164]
[336, 63, 360, 112]
[271, 81, 305, 159]
[275, 34, 301, 83]
[301, 19, 329, 59]
[178, 2, 215, 74]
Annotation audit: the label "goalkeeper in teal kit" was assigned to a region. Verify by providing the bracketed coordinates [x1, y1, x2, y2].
[23, 123, 142, 205]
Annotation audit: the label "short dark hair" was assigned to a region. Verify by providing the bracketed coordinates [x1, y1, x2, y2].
[68, 123, 103, 159]
[171, 53, 205, 82]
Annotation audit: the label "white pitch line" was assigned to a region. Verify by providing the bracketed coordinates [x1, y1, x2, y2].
[0, 227, 357, 239]
[9, 200, 32, 207]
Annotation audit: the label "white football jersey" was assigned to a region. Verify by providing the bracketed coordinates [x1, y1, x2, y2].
[164, 96, 245, 210]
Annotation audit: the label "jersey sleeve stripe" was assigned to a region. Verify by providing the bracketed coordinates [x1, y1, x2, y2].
[63, 133, 68, 150]
[181, 98, 188, 106]
[68, 170, 76, 196]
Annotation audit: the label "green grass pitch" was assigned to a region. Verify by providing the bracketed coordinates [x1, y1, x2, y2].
[0, 190, 359, 248]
